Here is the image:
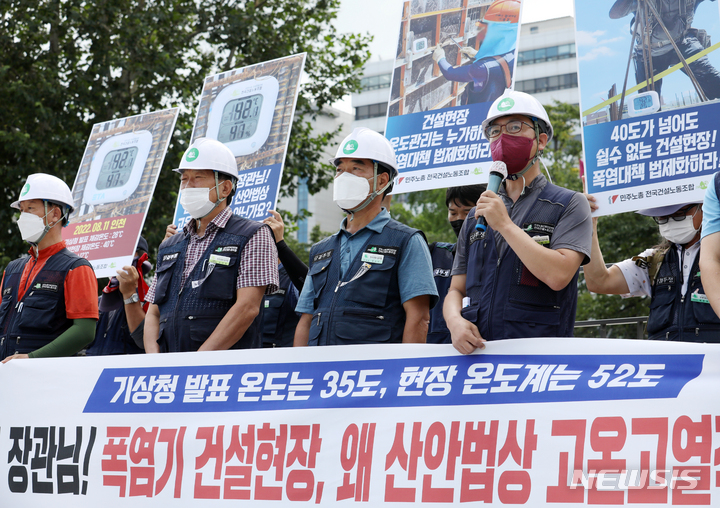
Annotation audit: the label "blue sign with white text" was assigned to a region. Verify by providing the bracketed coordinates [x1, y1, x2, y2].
[84, 354, 703, 413]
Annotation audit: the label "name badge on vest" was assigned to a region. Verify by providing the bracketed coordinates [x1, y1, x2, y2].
[33, 282, 59, 292]
[162, 252, 179, 263]
[469, 230, 484, 246]
[215, 245, 239, 254]
[523, 223, 553, 246]
[361, 252, 384, 264]
[209, 254, 231, 266]
[523, 223, 555, 235]
[656, 276, 675, 286]
[691, 291, 710, 304]
[434, 268, 451, 277]
[313, 250, 333, 263]
[367, 246, 398, 256]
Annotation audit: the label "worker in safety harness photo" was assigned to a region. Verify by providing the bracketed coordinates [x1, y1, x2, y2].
[293, 128, 438, 346]
[610, 0, 720, 101]
[143, 138, 278, 353]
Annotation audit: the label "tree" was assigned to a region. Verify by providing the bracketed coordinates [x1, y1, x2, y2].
[389, 189, 456, 245]
[0, 0, 370, 266]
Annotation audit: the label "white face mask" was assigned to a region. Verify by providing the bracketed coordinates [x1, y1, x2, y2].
[333, 172, 372, 210]
[17, 211, 51, 244]
[659, 218, 699, 245]
[180, 187, 218, 219]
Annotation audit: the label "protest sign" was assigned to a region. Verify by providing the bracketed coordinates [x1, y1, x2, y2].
[63, 108, 179, 277]
[386, 0, 523, 194]
[576, 0, 720, 215]
[173, 53, 306, 227]
[1, 338, 718, 506]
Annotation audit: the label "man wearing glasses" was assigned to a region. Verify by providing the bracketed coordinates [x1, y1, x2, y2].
[444, 90, 592, 354]
[584, 199, 720, 342]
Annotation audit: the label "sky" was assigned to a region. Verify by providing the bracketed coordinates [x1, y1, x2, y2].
[332, 0, 575, 112]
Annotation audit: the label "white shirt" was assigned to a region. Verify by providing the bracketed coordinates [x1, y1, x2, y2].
[615, 242, 701, 298]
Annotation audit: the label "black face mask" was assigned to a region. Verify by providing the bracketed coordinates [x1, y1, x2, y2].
[450, 219, 464, 238]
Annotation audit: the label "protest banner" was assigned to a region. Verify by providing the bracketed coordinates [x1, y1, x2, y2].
[1, 338, 718, 506]
[63, 108, 179, 278]
[386, 0, 523, 194]
[576, 0, 720, 215]
[172, 53, 306, 227]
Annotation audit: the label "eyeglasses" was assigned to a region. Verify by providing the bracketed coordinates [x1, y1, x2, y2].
[653, 205, 699, 224]
[484, 120, 534, 140]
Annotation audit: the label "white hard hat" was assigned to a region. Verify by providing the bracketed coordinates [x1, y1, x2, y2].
[174, 137, 238, 179]
[482, 90, 553, 143]
[11, 173, 75, 212]
[330, 127, 398, 177]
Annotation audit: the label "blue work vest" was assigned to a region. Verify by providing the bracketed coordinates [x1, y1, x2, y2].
[647, 244, 720, 341]
[0, 248, 91, 360]
[262, 265, 298, 348]
[462, 183, 578, 339]
[307, 219, 419, 346]
[427, 242, 454, 344]
[85, 305, 144, 356]
[153, 214, 266, 352]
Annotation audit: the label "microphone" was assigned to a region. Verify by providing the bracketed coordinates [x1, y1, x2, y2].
[476, 161, 508, 231]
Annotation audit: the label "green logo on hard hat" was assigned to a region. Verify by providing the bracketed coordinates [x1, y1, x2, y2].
[21, 183, 30, 196]
[343, 140, 358, 155]
[497, 98, 515, 112]
[186, 148, 200, 162]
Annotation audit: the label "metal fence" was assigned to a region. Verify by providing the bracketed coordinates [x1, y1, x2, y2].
[574, 316, 649, 340]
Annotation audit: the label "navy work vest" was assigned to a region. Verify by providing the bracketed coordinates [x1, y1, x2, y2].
[262, 265, 299, 348]
[0, 248, 92, 360]
[153, 214, 266, 352]
[462, 183, 578, 340]
[307, 219, 420, 346]
[427, 242, 454, 344]
[647, 244, 720, 341]
[85, 305, 144, 355]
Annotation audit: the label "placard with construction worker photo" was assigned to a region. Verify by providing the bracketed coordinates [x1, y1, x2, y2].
[576, 0, 720, 216]
[386, 0, 524, 194]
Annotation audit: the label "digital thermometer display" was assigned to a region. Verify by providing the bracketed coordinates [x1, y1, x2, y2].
[97, 147, 138, 189]
[627, 91, 660, 117]
[206, 76, 279, 156]
[83, 130, 153, 205]
[217, 94, 264, 143]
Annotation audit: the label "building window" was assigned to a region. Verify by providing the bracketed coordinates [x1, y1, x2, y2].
[355, 102, 388, 120]
[516, 73, 578, 94]
[360, 74, 392, 91]
[530, 26, 539, 34]
[517, 43, 576, 65]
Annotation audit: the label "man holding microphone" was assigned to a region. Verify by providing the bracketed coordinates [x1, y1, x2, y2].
[443, 90, 592, 353]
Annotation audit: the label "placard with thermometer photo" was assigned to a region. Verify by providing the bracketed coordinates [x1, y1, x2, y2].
[173, 53, 306, 229]
[63, 108, 179, 278]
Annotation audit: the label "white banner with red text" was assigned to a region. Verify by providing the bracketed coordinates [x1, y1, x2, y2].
[0, 338, 718, 507]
